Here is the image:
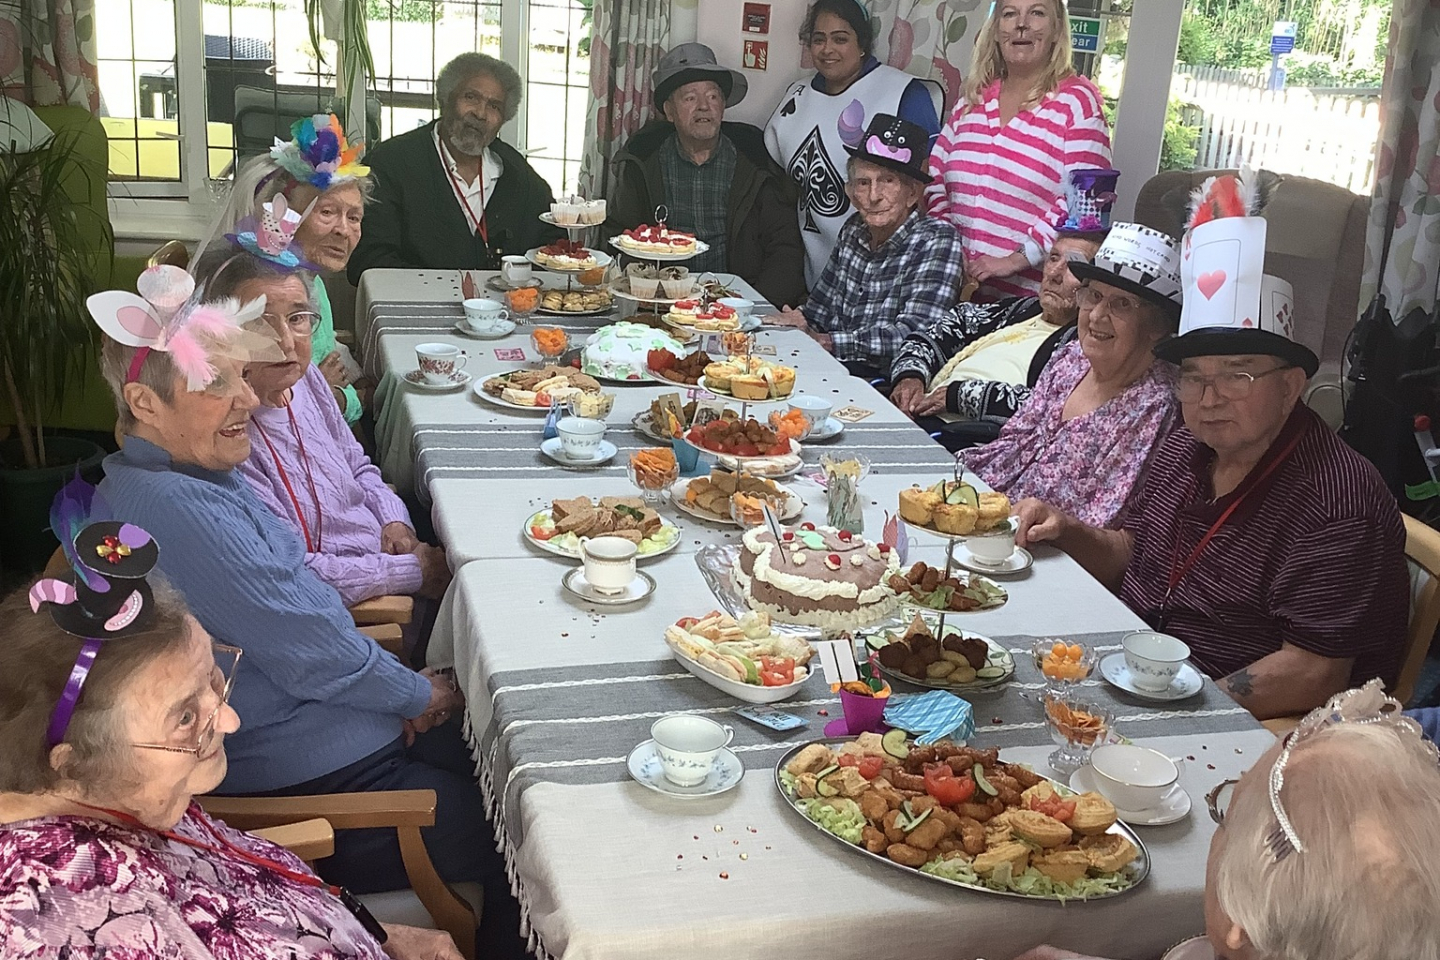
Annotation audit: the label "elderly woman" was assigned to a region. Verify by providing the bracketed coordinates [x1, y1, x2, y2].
[0, 528, 459, 958]
[204, 114, 372, 423]
[769, 114, 962, 382]
[1014, 683, 1440, 960]
[926, 0, 1111, 300]
[84, 273, 513, 940]
[765, 0, 940, 286]
[961, 224, 1181, 527]
[193, 246, 451, 607]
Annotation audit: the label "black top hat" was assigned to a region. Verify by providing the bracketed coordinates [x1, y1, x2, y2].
[844, 114, 931, 184]
[44, 520, 159, 639]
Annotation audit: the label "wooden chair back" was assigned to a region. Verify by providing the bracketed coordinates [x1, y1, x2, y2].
[1396, 514, 1440, 705]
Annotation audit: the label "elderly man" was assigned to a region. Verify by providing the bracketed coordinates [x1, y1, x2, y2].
[1015, 683, 1440, 960]
[889, 228, 1105, 443]
[606, 44, 805, 307]
[770, 114, 962, 382]
[348, 53, 561, 279]
[1015, 185, 1408, 720]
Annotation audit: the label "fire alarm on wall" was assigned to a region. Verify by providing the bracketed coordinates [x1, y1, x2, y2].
[743, 2, 771, 34]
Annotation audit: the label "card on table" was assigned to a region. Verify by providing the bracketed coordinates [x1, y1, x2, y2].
[750, 344, 777, 356]
[833, 405, 874, 423]
[733, 704, 808, 731]
[692, 398, 730, 425]
[687, 388, 718, 402]
[494, 348, 525, 361]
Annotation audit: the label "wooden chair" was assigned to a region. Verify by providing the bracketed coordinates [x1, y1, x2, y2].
[200, 791, 479, 958]
[147, 240, 190, 270]
[253, 817, 335, 863]
[1262, 514, 1440, 735]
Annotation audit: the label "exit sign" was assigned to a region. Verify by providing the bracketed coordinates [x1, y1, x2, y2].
[1070, 16, 1102, 53]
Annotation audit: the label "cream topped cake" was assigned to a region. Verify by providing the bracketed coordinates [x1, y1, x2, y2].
[733, 523, 901, 629]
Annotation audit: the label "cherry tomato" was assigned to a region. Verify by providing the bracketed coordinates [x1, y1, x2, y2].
[923, 764, 977, 805]
[529, 525, 555, 541]
[857, 756, 884, 780]
[1029, 795, 1077, 822]
[674, 617, 700, 630]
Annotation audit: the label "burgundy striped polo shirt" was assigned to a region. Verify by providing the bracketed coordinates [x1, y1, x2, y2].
[1120, 404, 1409, 688]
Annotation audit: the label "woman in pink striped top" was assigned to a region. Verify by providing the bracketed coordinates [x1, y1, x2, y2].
[926, 0, 1112, 300]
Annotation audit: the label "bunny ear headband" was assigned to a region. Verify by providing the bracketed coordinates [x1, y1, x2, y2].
[87, 264, 284, 392]
[28, 477, 161, 747]
[225, 193, 320, 271]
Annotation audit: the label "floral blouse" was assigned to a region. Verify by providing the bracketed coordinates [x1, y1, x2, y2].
[0, 804, 388, 959]
[961, 340, 1179, 528]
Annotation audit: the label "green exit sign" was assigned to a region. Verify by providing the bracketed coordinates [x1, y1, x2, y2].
[1071, 15, 1102, 52]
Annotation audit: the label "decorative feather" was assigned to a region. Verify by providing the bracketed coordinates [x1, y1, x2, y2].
[1186, 174, 1247, 230]
[50, 476, 108, 592]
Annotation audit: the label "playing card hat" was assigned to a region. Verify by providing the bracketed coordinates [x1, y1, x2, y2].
[653, 43, 748, 108]
[1068, 222, 1183, 319]
[1153, 173, 1317, 376]
[845, 114, 931, 184]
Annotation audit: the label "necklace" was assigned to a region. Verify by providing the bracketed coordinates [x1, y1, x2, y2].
[435, 133, 489, 245]
[253, 404, 324, 553]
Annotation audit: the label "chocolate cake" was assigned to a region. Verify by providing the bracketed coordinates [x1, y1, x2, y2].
[733, 524, 901, 629]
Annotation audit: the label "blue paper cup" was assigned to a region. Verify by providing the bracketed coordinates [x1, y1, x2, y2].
[672, 438, 702, 476]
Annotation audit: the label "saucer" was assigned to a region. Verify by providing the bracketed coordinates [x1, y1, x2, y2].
[403, 368, 472, 391]
[951, 543, 1033, 575]
[541, 436, 617, 466]
[1070, 765, 1192, 826]
[626, 740, 744, 799]
[561, 567, 656, 605]
[453, 321, 516, 340]
[806, 417, 845, 441]
[1098, 653, 1204, 701]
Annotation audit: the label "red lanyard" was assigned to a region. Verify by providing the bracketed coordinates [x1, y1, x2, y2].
[254, 404, 324, 553]
[436, 135, 488, 245]
[72, 801, 387, 944]
[1163, 430, 1305, 604]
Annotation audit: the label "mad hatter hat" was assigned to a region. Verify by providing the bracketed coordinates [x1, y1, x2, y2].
[1153, 172, 1317, 376]
[1068, 222, 1183, 319]
[845, 113, 930, 184]
[653, 43, 748, 108]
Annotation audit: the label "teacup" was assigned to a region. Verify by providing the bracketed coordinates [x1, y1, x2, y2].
[651, 714, 734, 786]
[1122, 630, 1191, 692]
[717, 297, 755, 318]
[415, 342, 467, 384]
[556, 416, 606, 461]
[579, 535, 637, 595]
[462, 298, 513, 334]
[1089, 743, 1184, 811]
[501, 255, 533, 286]
[788, 394, 833, 427]
[967, 526, 1017, 566]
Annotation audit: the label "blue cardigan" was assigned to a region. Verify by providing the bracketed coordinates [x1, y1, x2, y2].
[100, 437, 432, 792]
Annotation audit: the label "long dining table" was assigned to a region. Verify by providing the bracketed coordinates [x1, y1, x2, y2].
[357, 268, 1271, 960]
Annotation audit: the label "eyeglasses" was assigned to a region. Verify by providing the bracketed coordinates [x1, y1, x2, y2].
[1175, 365, 1290, 403]
[1077, 285, 1141, 320]
[132, 643, 242, 758]
[1206, 778, 1237, 824]
[262, 310, 318, 335]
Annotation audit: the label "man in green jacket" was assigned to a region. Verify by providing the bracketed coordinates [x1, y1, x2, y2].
[604, 44, 807, 308]
[348, 53, 561, 282]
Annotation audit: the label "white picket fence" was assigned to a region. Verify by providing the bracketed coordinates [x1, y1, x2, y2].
[1171, 72, 1380, 194]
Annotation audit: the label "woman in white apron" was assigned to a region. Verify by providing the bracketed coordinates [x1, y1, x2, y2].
[764, 0, 941, 290]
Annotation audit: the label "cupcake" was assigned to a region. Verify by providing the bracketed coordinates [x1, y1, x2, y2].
[660, 267, 692, 299]
[630, 276, 661, 298]
[551, 200, 579, 225]
[581, 199, 607, 225]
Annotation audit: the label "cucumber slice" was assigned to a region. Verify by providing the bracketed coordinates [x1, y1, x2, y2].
[881, 729, 910, 760]
[956, 484, 980, 508]
[975, 666, 1006, 680]
[986, 649, 1007, 662]
[736, 655, 759, 685]
[901, 807, 933, 833]
[816, 777, 840, 797]
[973, 763, 999, 797]
[865, 633, 888, 651]
[814, 764, 839, 780]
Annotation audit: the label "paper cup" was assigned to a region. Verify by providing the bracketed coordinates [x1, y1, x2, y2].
[838, 685, 891, 735]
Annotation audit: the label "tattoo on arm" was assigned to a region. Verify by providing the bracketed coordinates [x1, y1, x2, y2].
[1223, 667, 1255, 698]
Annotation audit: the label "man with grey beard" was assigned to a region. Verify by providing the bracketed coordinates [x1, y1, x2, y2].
[349, 53, 562, 280]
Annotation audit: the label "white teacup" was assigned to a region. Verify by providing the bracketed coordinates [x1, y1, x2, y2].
[967, 526, 1017, 566]
[717, 297, 755, 318]
[462, 298, 513, 334]
[1122, 630, 1191, 692]
[556, 416, 606, 461]
[1089, 743, 1185, 811]
[415, 342, 467, 384]
[651, 714, 734, 786]
[788, 394, 833, 425]
[501, 255, 533, 286]
[579, 535, 637, 595]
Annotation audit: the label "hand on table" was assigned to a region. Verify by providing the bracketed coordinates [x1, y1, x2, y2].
[382, 522, 420, 555]
[767, 306, 810, 333]
[1012, 497, 1071, 548]
[414, 543, 452, 599]
[967, 251, 1029, 283]
[891, 378, 946, 417]
[381, 923, 464, 960]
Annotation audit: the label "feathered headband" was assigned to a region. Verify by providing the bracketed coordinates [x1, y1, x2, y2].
[1184, 167, 1279, 230]
[224, 193, 319, 271]
[29, 478, 160, 747]
[87, 264, 284, 392]
[270, 113, 369, 191]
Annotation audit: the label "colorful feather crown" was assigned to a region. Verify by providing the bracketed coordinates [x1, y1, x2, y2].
[270, 113, 369, 190]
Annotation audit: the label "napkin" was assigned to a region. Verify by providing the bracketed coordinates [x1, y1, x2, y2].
[883, 690, 974, 745]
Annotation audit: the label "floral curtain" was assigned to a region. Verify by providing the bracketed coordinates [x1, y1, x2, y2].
[0, 0, 98, 112]
[1359, 0, 1440, 320]
[856, 0, 988, 119]
[576, 0, 670, 200]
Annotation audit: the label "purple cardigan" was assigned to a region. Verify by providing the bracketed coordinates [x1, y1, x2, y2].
[239, 364, 423, 604]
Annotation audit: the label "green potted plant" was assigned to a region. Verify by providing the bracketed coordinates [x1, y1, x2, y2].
[0, 121, 115, 571]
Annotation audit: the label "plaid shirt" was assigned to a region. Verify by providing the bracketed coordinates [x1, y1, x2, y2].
[660, 133, 735, 274]
[804, 210, 964, 368]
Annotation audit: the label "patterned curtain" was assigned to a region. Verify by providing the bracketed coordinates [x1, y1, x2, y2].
[576, 0, 670, 200]
[1359, 0, 1440, 319]
[0, 0, 98, 112]
[860, 0, 987, 118]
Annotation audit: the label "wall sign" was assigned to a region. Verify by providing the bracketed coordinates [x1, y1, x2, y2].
[743, 40, 769, 71]
[1070, 16, 1102, 53]
[743, 3, 771, 34]
[1270, 20, 1297, 55]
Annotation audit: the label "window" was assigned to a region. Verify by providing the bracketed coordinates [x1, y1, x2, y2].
[97, 0, 591, 223]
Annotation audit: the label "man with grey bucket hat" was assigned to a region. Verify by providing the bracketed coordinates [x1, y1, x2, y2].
[604, 43, 806, 307]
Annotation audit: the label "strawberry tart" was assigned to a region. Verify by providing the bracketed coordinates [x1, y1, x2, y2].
[615, 224, 699, 256]
[534, 239, 597, 270]
[733, 523, 902, 629]
[666, 300, 740, 331]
